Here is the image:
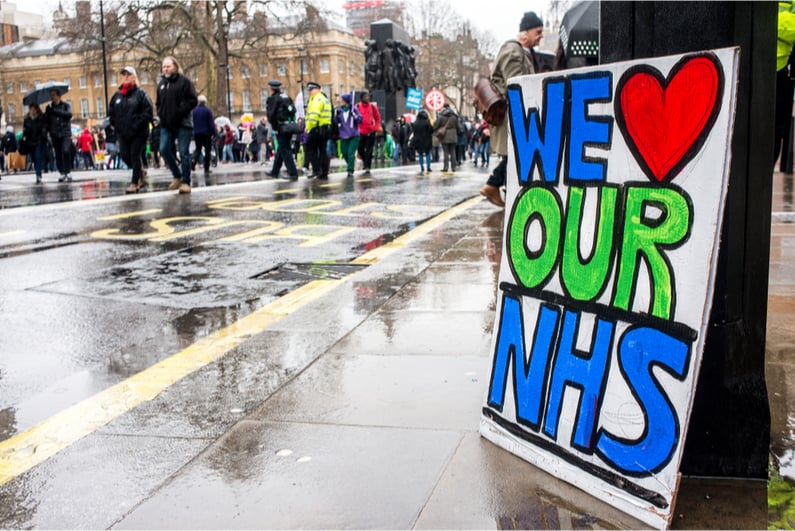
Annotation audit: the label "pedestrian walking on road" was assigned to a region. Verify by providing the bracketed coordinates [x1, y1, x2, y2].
[156, 56, 198, 194]
[334, 93, 361, 177]
[355, 90, 381, 174]
[265, 79, 299, 180]
[108, 66, 154, 194]
[256, 117, 272, 164]
[410, 109, 433, 175]
[192, 95, 215, 176]
[149, 118, 161, 169]
[44, 89, 73, 182]
[433, 103, 460, 173]
[22, 104, 46, 183]
[78, 127, 95, 170]
[304, 82, 332, 180]
[480, 11, 543, 208]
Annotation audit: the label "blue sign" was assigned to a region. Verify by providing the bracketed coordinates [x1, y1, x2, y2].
[406, 88, 423, 110]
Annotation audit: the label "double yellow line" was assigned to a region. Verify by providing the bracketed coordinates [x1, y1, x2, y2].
[0, 196, 483, 486]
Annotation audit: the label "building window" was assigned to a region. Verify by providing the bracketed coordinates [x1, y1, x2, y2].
[241, 65, 251, 79]
[229, 93, 235, 114]
[349, 62, 356, 76]
[140, 71, 149, 84]
[63, 77, 70, 87]
[338, 59, 345, 74]
[339, 84, 344, 96]
[319, 58, 329, 74]
[259, 63, 268, 77]
[5, 82, 13, 94]
[79, 76, 87, 88]
[96, 97, 105, 117]
[260, 89, 268, 111]
[277, 62, 286, 76]
[80, 99, 89, 119]
[94, 75, 102, 88]
[110, 74, 117, 86]
[322, 84, 331, 96]
[7, 103, 15, 122]
[242, 89, 251, 112]
[19, 81, 27, 92]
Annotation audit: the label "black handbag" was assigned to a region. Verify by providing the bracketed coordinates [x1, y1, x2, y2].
[280, 122, 303, 135]
[17, 138, 30, 156]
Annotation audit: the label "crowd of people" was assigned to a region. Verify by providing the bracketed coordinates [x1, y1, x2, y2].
[0, 9, 545, 205]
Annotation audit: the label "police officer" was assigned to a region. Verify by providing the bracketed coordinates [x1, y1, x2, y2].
[265, 79, 299, 181]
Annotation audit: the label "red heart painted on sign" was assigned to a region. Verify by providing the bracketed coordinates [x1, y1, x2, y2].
[616, 54, 724, 183]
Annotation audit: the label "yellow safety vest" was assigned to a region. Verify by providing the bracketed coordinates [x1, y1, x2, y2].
[305, 92, 332, 132]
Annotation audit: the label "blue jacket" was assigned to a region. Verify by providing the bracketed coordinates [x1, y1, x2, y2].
[192, 103, 215, 136]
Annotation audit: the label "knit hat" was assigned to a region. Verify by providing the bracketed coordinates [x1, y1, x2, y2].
[341, 93, 352, 104]
[519, 11, 543, 31]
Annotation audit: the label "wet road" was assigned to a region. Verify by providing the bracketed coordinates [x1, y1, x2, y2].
[0, 162, 793, 529]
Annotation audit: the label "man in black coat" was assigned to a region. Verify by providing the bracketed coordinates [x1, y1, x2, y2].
[44, 89, 73, 182]
[265, 79, 299, 180]
[156, 55, 198, 194]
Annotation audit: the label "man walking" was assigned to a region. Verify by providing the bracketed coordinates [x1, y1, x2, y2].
[479, 11, 543, 208]
[304, 82, 332, 179]
[256, 116, 272, 164]
[44, 89, 73, 182]
[156, 55, 198, 194]
[355, 90, 381, 174]
[265, 79, 299, 180]
[192, 95, 215, 177]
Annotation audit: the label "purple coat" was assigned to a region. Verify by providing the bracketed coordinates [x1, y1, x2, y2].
[334, 105, 362, 140]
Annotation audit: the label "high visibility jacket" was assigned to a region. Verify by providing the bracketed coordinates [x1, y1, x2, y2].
[779, 1, 795, 71]
[305, 91, 332, 133]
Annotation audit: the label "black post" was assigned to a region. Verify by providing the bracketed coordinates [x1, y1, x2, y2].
[601, 1, 774, 479]
[99, 0, 108, 114]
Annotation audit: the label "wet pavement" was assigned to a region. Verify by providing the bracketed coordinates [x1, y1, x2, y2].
[0, 162, 792, 529]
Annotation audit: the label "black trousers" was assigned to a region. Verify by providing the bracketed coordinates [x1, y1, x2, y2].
[118, 135, 147, 184]
[194, 134, 213, 172]
[52, 135, 73, 175]
[486, 156, 508, 188]
[774, 67, 795, 171]
[307, 127, 330, 177]
[272, 131, 298, 177]
[358, 132, 376, 170]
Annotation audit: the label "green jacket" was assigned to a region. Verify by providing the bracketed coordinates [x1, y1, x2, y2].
[778, 1, 795, 71]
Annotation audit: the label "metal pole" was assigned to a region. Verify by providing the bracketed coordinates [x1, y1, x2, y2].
[298, 46, 305, 106]
[99, 0, 109, 115]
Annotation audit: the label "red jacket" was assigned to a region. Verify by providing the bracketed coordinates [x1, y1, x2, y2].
[78, 129, 93, 153]
[356, 101, 381, 135]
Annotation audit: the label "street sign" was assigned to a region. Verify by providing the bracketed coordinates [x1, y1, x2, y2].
[406, 88, 423, 110]
[424, 89, 445, 111]
[480, 47, 739, 529]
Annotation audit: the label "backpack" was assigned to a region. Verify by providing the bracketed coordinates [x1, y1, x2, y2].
[276, 93, 296, 123]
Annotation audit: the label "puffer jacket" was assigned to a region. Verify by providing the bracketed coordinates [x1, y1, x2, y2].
[109, 84, 154, 140]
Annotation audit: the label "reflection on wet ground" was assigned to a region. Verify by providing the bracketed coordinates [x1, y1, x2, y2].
[767, 171, 795, 528]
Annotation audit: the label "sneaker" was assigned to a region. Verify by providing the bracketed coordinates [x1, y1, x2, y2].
[167, 178, 182, 190]
[288, 174, 298, 181]
[178, 183, 191, 194]
[65, 174, 72, 182]
[479, 184, 505, 208]
[58, 174, 66, 182]
[346, 172, 354, 178]
[35, 176, 42, 184]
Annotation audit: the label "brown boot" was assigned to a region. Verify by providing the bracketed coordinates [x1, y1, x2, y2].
[480, 184, 505, 208]
[167, 178, 181, 190]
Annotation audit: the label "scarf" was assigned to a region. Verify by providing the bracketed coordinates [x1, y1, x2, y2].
[120, 82, 135, 96]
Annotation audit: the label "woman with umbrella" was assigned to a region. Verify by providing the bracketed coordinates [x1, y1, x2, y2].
[22, 104, 46, 183]
[108, 66, 153, 193]
[43, 88, 73, 182]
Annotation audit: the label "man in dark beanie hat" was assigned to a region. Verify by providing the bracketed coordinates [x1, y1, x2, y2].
[480, 10, 543, 208]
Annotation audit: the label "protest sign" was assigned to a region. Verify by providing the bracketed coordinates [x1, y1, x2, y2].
[480, 47, 739, 529]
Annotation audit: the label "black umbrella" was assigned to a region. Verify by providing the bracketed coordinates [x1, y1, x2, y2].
[560, 1, 599, 66]
[22, 81, 70, 106]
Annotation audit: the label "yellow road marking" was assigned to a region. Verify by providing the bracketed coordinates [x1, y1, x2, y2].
[0, 194, 483, 486]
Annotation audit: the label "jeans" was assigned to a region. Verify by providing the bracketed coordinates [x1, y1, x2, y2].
[160, 126, 192, 184]
[417, 149, 431, 171]
[32, 142, 44, 177]
[478, 139, 491, 165]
